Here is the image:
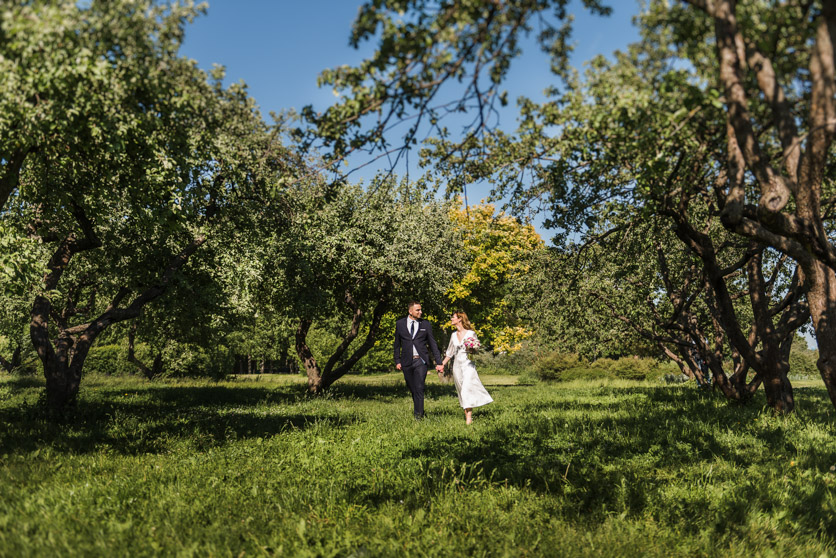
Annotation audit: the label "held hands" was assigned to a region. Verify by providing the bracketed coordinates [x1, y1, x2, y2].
[435, 364, 444, 373]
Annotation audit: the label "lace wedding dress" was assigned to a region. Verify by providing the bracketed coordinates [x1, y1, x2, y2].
[445, 330, 493, 408]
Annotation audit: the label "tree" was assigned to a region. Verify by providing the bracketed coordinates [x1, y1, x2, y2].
[499, 35, 811, 410]
[297, 0, 611, 183]
[1, 1, 295, 409]
[635, 0, 836, 408]
[263, 177, 464, 393]
[447, 200, 543, 352]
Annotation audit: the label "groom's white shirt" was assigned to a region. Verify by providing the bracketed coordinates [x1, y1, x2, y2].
[407, 317, 419, 357]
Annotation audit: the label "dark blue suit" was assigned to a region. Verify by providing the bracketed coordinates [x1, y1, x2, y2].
[394, 317, 442, 418]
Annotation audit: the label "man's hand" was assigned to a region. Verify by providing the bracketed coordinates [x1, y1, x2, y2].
[396, 363, 402, 371]
[435, 364, 444, 373]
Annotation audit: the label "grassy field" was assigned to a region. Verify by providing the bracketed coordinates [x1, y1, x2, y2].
[1, 373, 835, 557]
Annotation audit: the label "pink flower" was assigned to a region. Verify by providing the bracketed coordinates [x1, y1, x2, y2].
[463, 336, 481, 353]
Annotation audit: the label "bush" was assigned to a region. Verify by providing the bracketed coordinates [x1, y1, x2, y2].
[351, 335, 393, 375]
[534, 352, 586, 381]
[517, 352, 675, 383]
[590, 357, 673, 381]
[590, 357, 665, 381]
[789, 347, 818, 378]
[84, 344, 125, 375]
[9, 358, 40, 376]
[516, 370, 540, 385]
[162, 342, 231, 380]
[470, 342, 549, 376]
[82, 340, 232, 380]
[0, 336, 41, 376]
[557, 366, 612, 381]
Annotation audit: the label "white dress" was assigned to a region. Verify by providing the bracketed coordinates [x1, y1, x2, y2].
[445, 330, 493, 409]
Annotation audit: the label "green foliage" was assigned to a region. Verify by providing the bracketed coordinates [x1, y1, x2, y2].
[160, 342, 231, 381]
[469, 341, 546, 375]
[82, 345, 124, 376]
[0, 334, 40, 376]
[0, 0, 292, 409]
[271, 176, 463, 320]
[590, 357, 672, 382]
[474, 344, 676, 383]
[789, 336, 819, 379]
[446, 201, 543, 352]
[82, 342, 232, 380]
[257, 176, 464, 388]
[519, 352, 675, 382]
[2, 375, 836, 556]
[534, 352, 588, 381]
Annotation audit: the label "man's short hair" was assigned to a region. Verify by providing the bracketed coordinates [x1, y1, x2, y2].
[407, 299, 421, 309]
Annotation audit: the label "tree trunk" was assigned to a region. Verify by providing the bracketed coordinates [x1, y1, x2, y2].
[0, 344, 22, 373]
[296, 319, 325, 393]
[295, 288, 391, 394]
[30, 233, 205, 411]
[804, 260, 836, 409]
[760, 362, 794, 412]
[127, 324, 163, 380]
[43, 360, 79, 410]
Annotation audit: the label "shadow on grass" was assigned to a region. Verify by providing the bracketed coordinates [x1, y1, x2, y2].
[0, 378, 463, 458]
[0, 382, 355, 456]
[1, 375, 45, 390]
[328, 381, 456, 401]
[391, 384, 836, 535]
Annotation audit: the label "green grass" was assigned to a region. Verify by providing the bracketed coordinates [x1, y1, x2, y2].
[1, 373, 835, 557]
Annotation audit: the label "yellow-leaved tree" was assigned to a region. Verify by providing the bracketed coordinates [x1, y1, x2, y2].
[447, 200, 544, 353]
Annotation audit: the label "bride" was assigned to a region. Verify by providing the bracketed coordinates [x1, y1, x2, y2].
[440, 311, 493, 424]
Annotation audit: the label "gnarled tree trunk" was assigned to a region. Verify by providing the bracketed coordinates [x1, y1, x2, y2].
[0, 343, 22, 373]
[127, 324, 164, 381]
[295, 286, 390, 394]
[31, 230, 205, 411]
[801, 261, 836, 409]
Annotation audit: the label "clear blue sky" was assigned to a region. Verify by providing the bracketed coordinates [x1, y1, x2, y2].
[177, 2, 640, 233]
[178, 0, 643, 236]
[178, 0, 643, 163]
[179, 1, 642, 120]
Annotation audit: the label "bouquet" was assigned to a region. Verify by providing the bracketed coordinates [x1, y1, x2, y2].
[463, 335, 481, 354]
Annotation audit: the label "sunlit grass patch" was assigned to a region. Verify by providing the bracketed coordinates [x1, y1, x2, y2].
[1, 374, 835, 556]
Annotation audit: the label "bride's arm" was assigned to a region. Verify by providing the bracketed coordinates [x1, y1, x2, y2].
[441, 335, 455, 366]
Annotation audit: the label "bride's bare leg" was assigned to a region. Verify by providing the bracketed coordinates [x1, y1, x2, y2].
[465, 408, 472, 424]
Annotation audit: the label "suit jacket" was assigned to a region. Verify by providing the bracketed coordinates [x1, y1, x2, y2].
[393, 317, 442, 367]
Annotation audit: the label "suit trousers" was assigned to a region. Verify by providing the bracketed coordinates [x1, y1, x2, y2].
[402, 357, 428, 418]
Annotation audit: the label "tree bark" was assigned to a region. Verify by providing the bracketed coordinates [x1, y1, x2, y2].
[295, 283, 392, 394]
[801, 261, 836, 409]
[127, 324, 163, 381]
[31, 234, 205, 411]
[0, 344, 22, 373]
[295, 319, 323, 393]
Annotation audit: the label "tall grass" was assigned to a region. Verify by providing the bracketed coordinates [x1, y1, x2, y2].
[1, 374, 834, 556]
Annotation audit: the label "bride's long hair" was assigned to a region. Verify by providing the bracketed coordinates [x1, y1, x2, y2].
[454, 310, 474, 330]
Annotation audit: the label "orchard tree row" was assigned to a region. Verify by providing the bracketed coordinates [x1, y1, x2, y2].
[0, 1, 542, 409]
[302, 0, 835, 413]
[2, 0, 835, 415]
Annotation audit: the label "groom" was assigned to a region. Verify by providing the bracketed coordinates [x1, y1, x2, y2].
[393, 300, 444, 419]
